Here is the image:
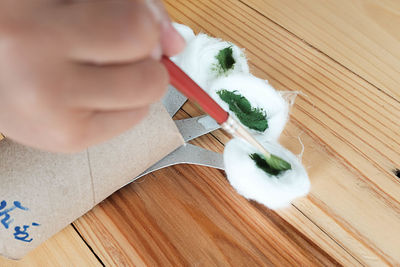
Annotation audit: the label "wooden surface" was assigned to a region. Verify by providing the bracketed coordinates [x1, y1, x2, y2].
[1, 0, 400, 266]
[72, 109, 341, 266]
[243, 0, 400, 101]
[0, 226, 101, 266]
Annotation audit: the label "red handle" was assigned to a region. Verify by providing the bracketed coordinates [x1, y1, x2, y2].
[161, 56, 229, 124]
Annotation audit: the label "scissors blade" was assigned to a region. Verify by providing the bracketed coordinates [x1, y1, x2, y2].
[136, 94, 224, 181]
[135, 144, 224, 180]
[174, 115, 220, 142]
[162, 85, 187, 117]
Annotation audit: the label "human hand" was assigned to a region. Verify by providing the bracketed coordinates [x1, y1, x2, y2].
[0, 0, 184, 152]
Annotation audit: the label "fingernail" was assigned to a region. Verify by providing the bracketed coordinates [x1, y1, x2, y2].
[151, 44, 162, 60]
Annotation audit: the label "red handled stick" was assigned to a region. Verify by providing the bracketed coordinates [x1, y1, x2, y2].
[161, 56, 229, 124]
[161, 56, 294, 171]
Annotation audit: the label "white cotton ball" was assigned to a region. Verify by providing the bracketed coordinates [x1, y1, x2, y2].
[176, 33, 249, 90]
[171, 23, 196, 65]
[208, 73, 289, 141]
[224, 138, 310, 209]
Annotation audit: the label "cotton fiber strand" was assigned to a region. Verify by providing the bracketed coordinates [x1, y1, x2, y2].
[176, 33, 249, 90]
[224, 138, 310, 209]
[209, 74, 289, 141]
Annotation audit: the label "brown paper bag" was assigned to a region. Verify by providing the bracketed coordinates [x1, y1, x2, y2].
[0, 103, 184, 259]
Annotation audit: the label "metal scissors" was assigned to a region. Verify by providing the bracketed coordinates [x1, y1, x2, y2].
[135, 86, 224, 179]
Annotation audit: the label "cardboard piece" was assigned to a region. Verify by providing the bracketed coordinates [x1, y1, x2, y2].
[0, 103, 184, 259]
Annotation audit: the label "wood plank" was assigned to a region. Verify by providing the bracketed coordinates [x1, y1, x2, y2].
[71, 0, 400, 265]
[0, 225, 101, 266]
[165, 0, 400, 264]
[73, 168, 339, 266]
[74, 0, 400, 264]
[66, 0, 399, 266]
[242, 0, 400, 101]
[72, 110, 340, 266]
[181, 103, 366, 266]
[2, 0, 378, 265]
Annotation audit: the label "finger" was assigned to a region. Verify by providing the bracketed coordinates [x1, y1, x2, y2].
[46, 106, 150, 153]
[81, 106, 150, 150]
[160, 21, 186, 56]
[48, 1, 161, 63]
[145, 0, 185, 56]
[59, 59, 168, 110]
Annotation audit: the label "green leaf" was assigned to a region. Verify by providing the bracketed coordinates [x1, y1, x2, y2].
[250, 153, 291, 176]
[215, 46, 235, 73]
[217, 90, 268, 132]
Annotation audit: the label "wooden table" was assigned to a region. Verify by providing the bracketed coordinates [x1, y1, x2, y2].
[2, 0, 400, 265]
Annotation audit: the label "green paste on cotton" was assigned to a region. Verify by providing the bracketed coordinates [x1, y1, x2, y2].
[215, 46, 236, 74]
[250, 153, 282, 176]
[250, 153, 292, 176]
[217, 89, 269, 132]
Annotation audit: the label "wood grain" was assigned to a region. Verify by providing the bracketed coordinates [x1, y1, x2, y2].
[169, 0, 400, 264]
[167, 0, 400, 264]
[73, 110, 340, 266]
[3, 0, 400, 265]
[72, 0, 400, 265]
[0, 226, 101, 266]
[73, 167, 338, 266]
[242, 0, 400, 101]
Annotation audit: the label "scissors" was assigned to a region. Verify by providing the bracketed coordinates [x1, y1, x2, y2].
[135, 86, 224, 179]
